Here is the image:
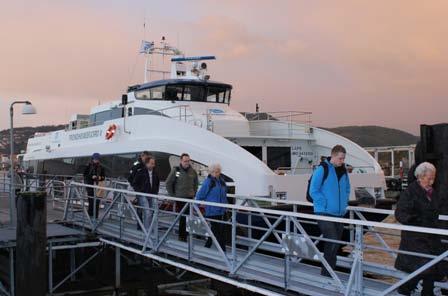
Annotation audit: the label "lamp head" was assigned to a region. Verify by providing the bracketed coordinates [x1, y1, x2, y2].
[21, 102, 37, 115]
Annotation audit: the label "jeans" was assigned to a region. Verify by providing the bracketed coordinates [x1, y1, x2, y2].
[137, 195, 152, 229]
[317, 219, 344, 276]
[204, 215, 227, 252]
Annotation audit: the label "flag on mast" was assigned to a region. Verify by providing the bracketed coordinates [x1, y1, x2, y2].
[140, 40, 154, 53]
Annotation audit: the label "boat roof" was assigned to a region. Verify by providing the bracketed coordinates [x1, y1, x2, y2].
[128, 79, 233, 92]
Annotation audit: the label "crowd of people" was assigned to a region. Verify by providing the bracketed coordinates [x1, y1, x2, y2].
[82, 144, 447, 295]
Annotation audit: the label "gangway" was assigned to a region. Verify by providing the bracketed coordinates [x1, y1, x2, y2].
[60, 181, 448, 296]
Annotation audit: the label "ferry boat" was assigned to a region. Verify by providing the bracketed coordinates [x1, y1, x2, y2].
[23, 38, 388, 207]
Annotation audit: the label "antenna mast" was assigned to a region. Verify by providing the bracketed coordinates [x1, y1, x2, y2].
[140, 37, 183, 83]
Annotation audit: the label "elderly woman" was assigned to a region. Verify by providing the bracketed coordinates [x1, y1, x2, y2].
[195, 163, 229, 252]
[395, 162, 447, 296]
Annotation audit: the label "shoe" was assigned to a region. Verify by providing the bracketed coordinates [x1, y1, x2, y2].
[320, 270, 331, 278]
[397, 287, 411, 296]
[178, 236, 187, 242]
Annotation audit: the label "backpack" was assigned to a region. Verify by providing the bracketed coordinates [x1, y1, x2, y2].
[128, 160, 142, 186]
[204, 176, 222, 197]
[306, 162, 329, 203]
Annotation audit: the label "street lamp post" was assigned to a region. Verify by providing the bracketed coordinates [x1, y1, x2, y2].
[9, 100, 37, 225]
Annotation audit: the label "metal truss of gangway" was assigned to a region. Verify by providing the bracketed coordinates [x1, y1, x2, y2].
[56, 181, 448, 296]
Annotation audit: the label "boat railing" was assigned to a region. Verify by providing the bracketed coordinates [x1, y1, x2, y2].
[274, 165, 377, 175]
[204, 110, 313, 135]
[67, 104, 203, 131]
[245, 110, 312, 127]
[59, 181, 448, 295]
[148, 104, 204, 127]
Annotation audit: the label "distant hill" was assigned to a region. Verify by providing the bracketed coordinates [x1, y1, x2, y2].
[0, 123, 418, 155]
[0, 125, 65, 154]
[323, 126, 419, 147]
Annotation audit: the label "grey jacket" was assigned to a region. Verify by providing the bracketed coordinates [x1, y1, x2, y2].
[165, 166, 198, 198]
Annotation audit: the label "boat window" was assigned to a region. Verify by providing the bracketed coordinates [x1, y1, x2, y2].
[151, 86, 165, 99]
[207, 87, 227, 103]
[267, 147, 291, 171]
[135, 84, 230, 103]
[183, 85, 205, 102]
[224, 89, 231, 104]
[135, 86, 165, 100]
[135, 89, 150, 100]
[242, 146, 263, 161]
[62, 158, 75, 165]
[165, 85, 183, 101]
[90, 109, 122, 126]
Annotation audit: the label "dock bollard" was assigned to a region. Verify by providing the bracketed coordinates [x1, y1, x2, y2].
[15, 191, 47, 296]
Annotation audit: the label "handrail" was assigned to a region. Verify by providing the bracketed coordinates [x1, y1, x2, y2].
[42, 180, 448, 295]
[69, 182, 448, 236]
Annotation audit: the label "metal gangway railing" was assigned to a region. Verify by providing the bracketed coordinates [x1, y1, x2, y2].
[0, 173, 131, 218]
[60, 181, 448, 296]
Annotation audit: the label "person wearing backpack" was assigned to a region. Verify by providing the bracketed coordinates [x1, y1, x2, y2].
[195, 163, 229, 252]
[309, 145, 350, 277]
[128, 151, 152, 189]
[165, 153, 199, 241]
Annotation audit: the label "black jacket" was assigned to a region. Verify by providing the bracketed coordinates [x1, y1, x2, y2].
[83, 162, 105, 185]
[133, 168, 160, 195]
[394, 181, 447, 276]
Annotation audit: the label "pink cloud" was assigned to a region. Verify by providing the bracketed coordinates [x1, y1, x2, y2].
[1, 1, 447, 134]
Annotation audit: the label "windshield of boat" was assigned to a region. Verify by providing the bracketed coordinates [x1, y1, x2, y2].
[135, 83, 231, 104]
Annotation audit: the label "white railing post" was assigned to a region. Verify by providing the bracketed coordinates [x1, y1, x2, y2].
[354, 224, 364, 295]
[231, 208, 237, 271]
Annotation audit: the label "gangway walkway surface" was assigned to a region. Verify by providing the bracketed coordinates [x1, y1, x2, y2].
[60, 181, 448, 296]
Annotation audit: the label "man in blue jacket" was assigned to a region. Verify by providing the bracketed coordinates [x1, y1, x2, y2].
[310, 145, 350, 276]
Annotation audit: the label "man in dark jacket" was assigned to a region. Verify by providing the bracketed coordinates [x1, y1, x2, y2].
[165, 153, 199, 241]
[395, 162, 447, 296]
[133, 157, 160, 229]
[83, 153, 105, 219]
[128, 151, 152, 189]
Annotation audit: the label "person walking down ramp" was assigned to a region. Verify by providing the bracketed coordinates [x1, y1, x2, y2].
[195, 163, 229, 252]
[309, 145, 350, 277]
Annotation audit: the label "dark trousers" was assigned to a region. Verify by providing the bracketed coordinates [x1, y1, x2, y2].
[176, 200, 190, 240]
[86, 187, 99, 219]
[318, 219, 344, 276]
[398, 276, 435, 296]
[204, 215, 227, 252]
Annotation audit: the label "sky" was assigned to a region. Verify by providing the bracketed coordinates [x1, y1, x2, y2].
[1, 0, 447, 135]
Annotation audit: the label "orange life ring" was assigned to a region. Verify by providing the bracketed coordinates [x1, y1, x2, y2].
[105, 124, 117, 140]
